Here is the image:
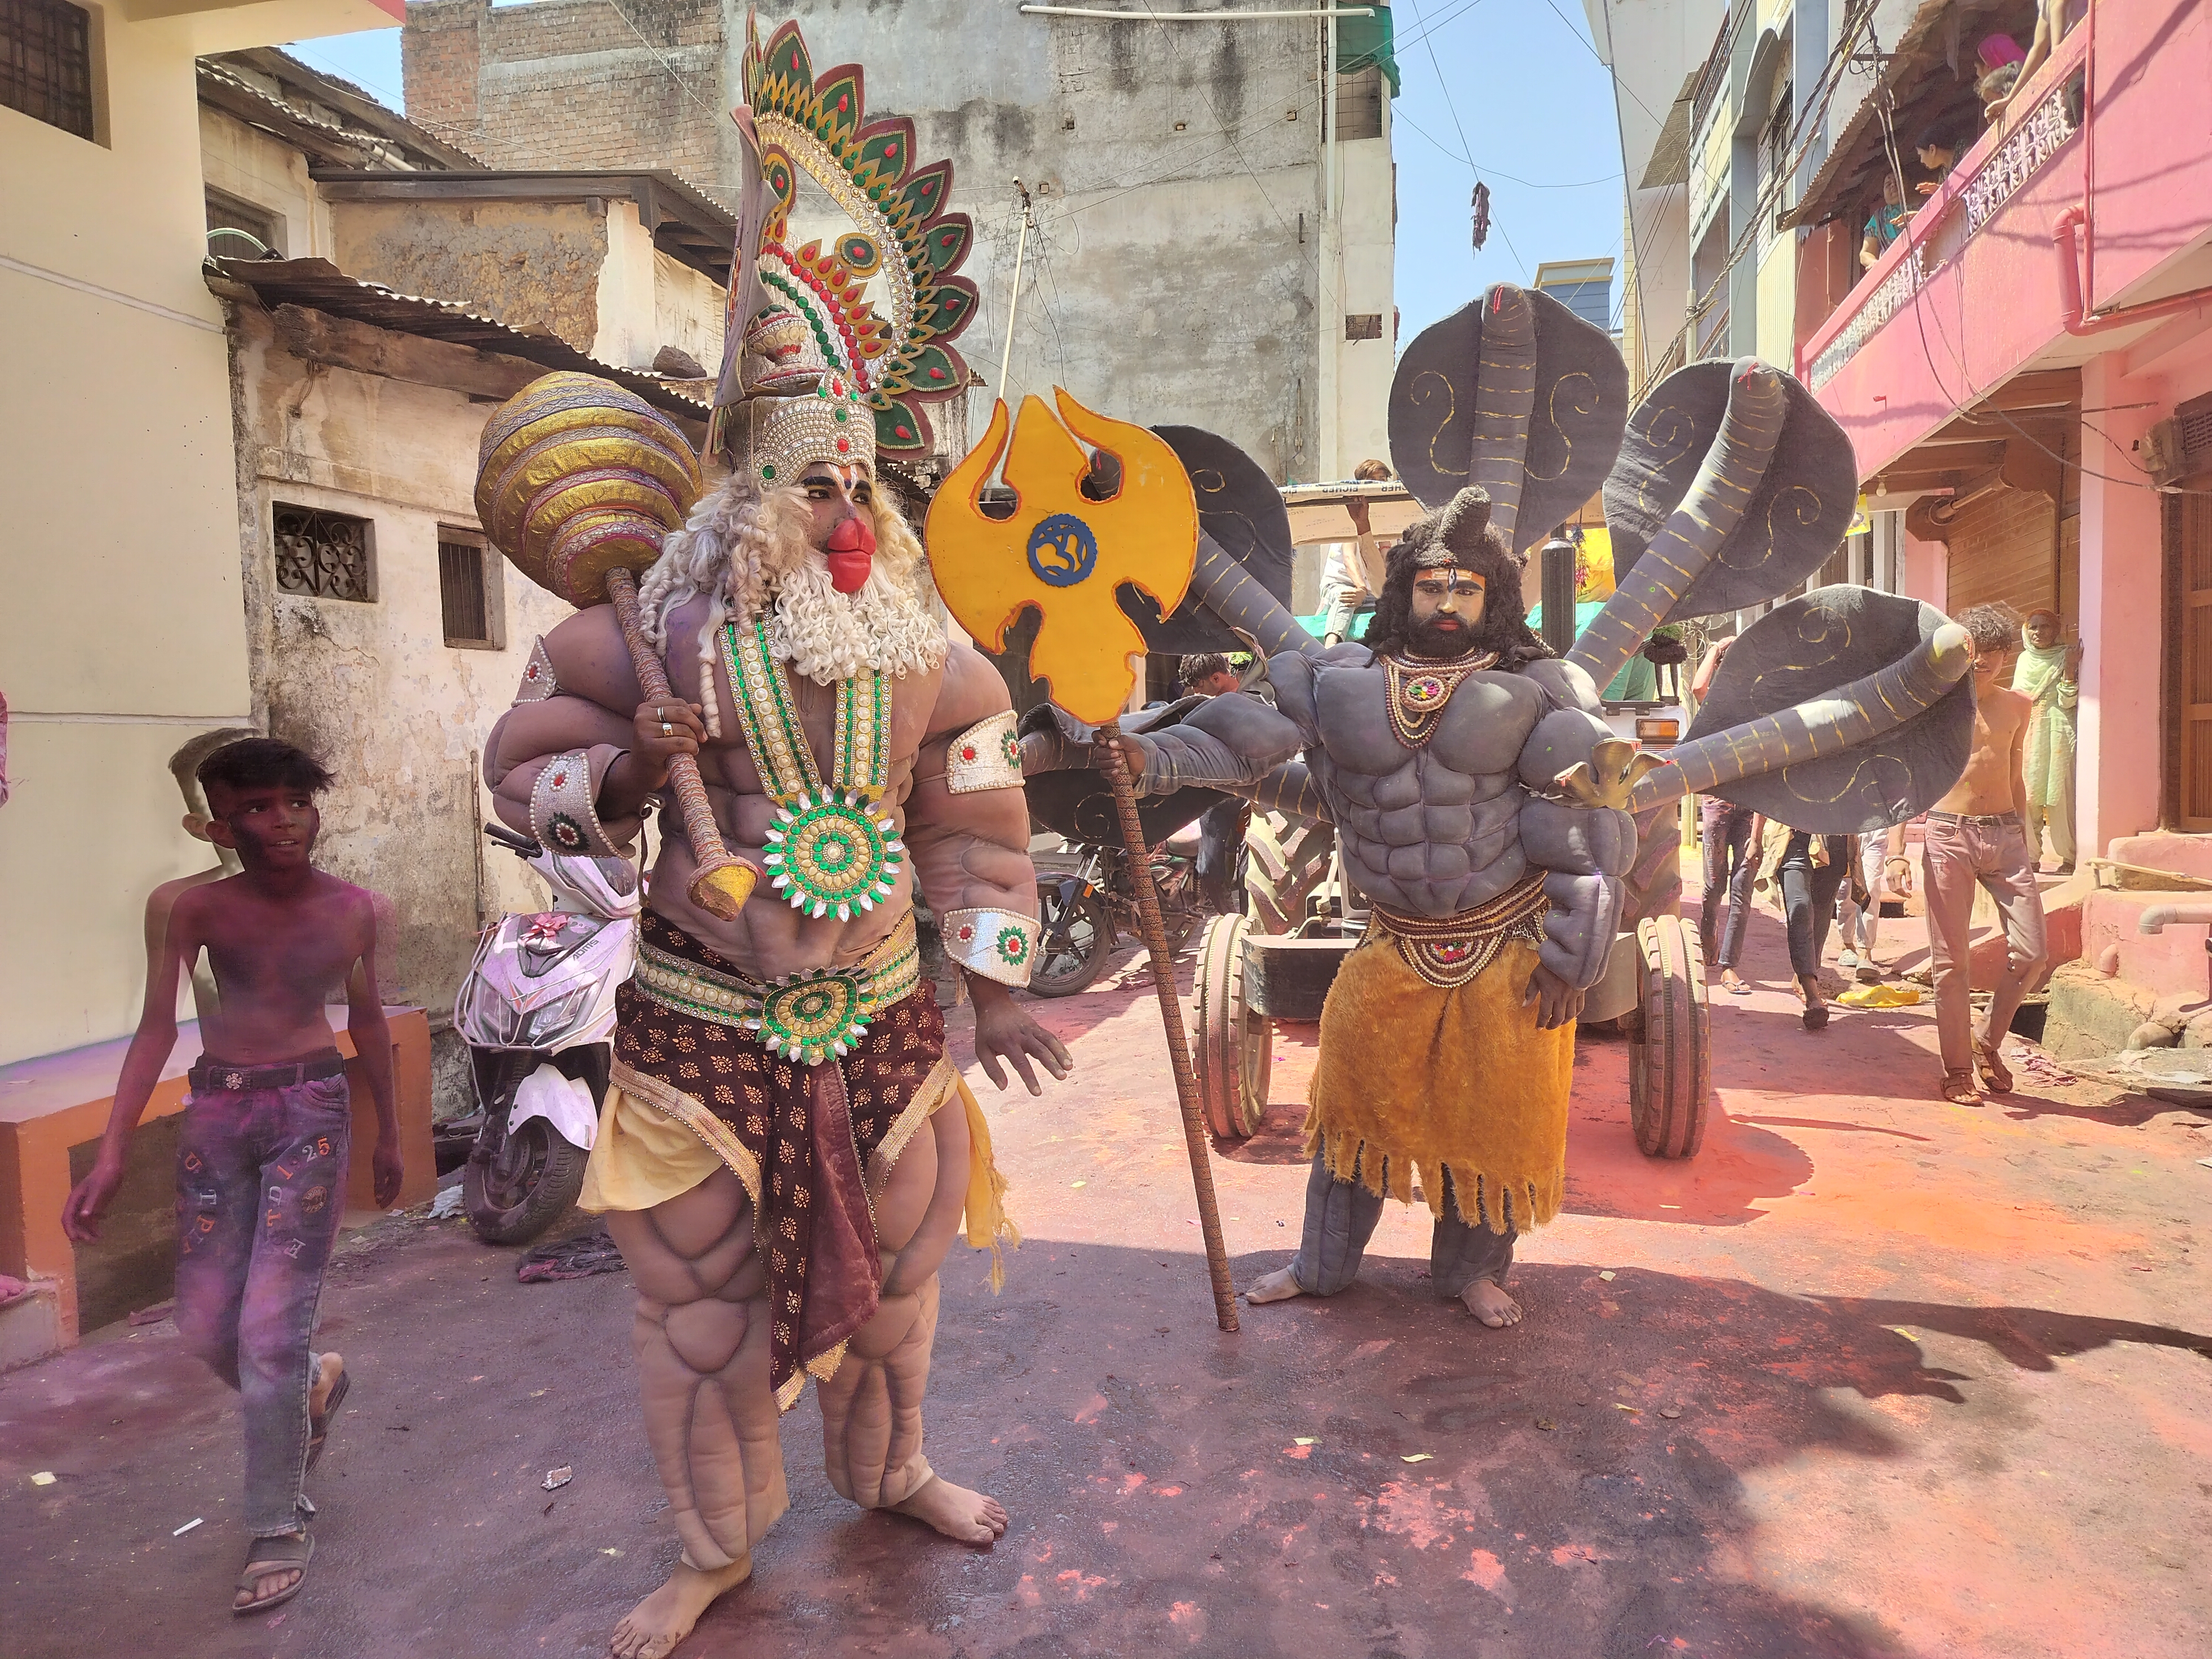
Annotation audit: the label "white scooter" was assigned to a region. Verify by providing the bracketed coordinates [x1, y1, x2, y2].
[452, 823, 641, 1244]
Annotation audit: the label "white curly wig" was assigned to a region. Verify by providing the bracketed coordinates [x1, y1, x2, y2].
[636, 471, 947, 726]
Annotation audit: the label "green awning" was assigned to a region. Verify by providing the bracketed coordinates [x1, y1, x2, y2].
[1337, 3, 1400, 97]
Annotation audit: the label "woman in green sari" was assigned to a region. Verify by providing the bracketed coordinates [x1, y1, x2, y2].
[2013, 609, 2079, 873]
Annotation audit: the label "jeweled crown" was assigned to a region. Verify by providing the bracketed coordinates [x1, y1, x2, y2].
[728, 309, 878, 488]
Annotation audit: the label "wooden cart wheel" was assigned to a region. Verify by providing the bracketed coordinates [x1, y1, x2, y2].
[1627, 912, 1710, 1159]
[1193, 912, 1271, 1140]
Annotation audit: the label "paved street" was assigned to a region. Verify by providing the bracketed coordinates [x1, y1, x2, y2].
[5, 894, 2210, 1659]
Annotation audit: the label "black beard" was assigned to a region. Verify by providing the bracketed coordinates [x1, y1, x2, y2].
[1406, 614, 1507, 661]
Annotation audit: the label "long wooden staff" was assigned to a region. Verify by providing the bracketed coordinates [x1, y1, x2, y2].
[601, 566, 756, 920]
[473, 374, 758, 921]
[1099, 718, 1239, 1334]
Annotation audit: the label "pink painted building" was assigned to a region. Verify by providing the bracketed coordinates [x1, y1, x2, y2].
[1791, 0, 2212, 874]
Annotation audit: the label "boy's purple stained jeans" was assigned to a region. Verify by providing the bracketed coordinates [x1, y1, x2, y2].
[173, 1061, 349, 1539]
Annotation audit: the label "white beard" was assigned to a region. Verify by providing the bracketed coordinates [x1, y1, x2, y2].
[765, 556, 951, 684]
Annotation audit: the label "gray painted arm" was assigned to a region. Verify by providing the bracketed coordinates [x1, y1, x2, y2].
[1514, 663, 1631, 990]
[1567, 362, 1786, 692]
[1627, 622, 1973, 812]
[1126, 691, 1307, 797]
[1232, 761, 1332, 825]
[1188, 531, 1323, 660]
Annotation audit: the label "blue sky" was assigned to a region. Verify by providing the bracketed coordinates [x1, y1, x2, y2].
[284, 1, 1624, 346]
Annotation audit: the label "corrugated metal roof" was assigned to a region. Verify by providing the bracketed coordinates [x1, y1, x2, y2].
[209, 258, 711, 422]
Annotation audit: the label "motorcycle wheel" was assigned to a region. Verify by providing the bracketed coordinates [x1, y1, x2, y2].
[1029, 882, 1114, 998]
[465, 1118, 588, 1245]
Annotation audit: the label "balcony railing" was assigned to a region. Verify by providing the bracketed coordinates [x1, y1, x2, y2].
[1804, 26, 2090, 389]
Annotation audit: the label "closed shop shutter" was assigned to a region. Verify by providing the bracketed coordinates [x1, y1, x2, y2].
[1942, 486, 2057, 619]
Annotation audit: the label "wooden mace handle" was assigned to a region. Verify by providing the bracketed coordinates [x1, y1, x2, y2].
[1099, 718, 1239, 1334]
[602, 566, 759, 921]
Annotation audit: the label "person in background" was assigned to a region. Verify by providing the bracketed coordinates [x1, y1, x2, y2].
[1923, 603, 2048, 1105]
[1180, 652, 1253, 915]
[1319, 458, 1396, 645]
[1991, 0, 2085, 124]
[1837, 823, 1911, 983]
[2013, 609, 2079, 874]
[1914, 121, 1969, 196]
[60, 738, 402, 1615]
[1860, 173, 1910, 272]
[1691, 636, 1756, 996]
[1975, 34, 2028, 121]
[1757, 822, 1848, 1031]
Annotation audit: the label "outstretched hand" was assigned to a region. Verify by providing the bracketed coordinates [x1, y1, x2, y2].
[1523, 962, 1585, 1031]
[969, 978, 1073, 1095]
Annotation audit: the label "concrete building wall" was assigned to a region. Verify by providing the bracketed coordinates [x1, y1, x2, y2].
[330, 196, 613, 353]
[404, 0, 735, 205]
[0, 0, 401, 1068]
[404, 0, 1394, 482]
[226, 304, 570, 1018]
[200, 102, 340, 261]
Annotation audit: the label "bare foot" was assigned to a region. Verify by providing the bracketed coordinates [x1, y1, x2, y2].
[890, 1475, 1008, 1546]
[1459, 1277, 1522, 1328]
[1243, 1266, 1308, 1305]
[609, 1556, 752, 1659]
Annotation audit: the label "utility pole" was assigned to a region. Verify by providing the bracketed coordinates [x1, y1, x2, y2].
[998, 179, 1035, 399]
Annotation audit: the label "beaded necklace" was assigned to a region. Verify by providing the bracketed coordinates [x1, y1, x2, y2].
[1381, 649, 1498, 749]
[722, 619, 905, 920]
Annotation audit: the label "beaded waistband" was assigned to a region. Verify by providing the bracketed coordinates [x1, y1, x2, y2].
[1368, 874, 1550, 990]
[632, 912, 922, 1063]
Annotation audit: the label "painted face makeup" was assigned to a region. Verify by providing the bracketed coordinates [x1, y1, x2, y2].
[1411, 568, 1488, 629]
[804, 465, 879, 593]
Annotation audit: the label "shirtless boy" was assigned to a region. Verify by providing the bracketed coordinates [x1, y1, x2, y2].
[61, 738, 402, 1615]
[1923, 605, 2049, 1105]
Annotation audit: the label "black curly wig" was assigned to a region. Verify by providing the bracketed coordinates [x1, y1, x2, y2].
[1363, 487, 1553, 668]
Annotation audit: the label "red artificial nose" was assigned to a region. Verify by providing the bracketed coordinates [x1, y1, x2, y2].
[825, 514, 877, 593]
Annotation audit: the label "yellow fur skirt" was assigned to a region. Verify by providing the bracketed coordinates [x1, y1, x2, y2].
[1306, 933, 1573, 1234]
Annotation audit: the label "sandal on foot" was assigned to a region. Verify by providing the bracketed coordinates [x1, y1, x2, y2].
[1975, 1041, 2013, 1094]
[234, 1532, 312, 1616]
[1940, 1070, 1981, 1106]
[306, 1366, 349, 1473]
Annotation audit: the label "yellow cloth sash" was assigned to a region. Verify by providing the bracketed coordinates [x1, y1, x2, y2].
[1305, 932, 1572, 1234]
[580, 1059, 1017, 1279]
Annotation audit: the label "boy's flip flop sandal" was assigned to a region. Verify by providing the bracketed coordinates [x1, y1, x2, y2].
[234, 1531, 313, 1616]
[306, 1366, 349, 1474]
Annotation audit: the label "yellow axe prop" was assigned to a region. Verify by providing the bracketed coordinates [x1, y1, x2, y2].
[928, 389, 1240, 1334]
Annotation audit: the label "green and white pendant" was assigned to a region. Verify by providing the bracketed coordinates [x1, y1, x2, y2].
[760, 788, 905, 920]
[744, 969, 870, 1063]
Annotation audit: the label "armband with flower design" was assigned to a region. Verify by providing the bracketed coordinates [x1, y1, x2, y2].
[940, 906, 1041, 987]
[943, 710, 1024, 795]
[530, 749, 628, 857]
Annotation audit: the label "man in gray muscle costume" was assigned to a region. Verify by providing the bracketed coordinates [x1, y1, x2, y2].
[1103, 487, 1632, 1327]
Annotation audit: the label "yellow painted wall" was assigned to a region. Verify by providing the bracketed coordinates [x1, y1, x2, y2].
[0, 0, 396, 1068]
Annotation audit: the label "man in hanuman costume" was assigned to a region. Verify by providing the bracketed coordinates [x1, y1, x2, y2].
[1104, 484, 1631, 1328]
[483, 22, 1070, 1656]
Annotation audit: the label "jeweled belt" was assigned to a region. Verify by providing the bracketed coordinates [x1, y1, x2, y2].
[632, 912, 922, 1063]
[1368, 874, 1550, 990]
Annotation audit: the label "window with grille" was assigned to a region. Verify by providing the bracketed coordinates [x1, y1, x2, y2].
[1334, 64, 1383, 143]
[273, 504, 375, 602]
[439, 534, 503, 649]
[1756, 83, 1792, 258]
[2, 0, 94, 141]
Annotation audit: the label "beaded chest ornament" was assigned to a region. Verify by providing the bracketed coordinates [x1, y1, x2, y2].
[722, 618, 905, 921]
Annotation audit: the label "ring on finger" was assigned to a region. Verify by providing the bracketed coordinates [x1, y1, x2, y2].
[661, 721, 673, 737]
